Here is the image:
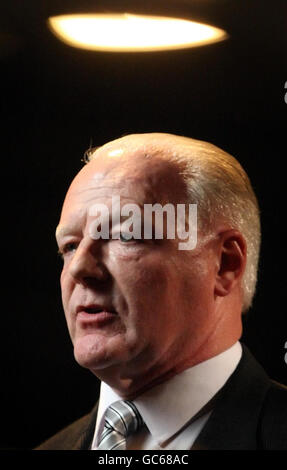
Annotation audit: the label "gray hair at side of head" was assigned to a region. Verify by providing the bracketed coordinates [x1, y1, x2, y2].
[169, 137, 261, 313]
[85, 133, 261, 312]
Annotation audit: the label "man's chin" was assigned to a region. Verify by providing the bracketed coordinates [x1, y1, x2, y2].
[73, 334, 122, 371]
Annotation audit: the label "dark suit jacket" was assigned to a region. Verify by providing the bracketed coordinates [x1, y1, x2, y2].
[36, 345, 287, 450]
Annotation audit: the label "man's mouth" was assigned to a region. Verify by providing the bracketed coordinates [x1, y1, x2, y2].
[76, 304, 117, 314]
[75, 304, 118, 325]
[84, 306, 117, 315]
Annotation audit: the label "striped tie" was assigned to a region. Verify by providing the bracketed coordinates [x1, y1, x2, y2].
[97, 400, 144, 450]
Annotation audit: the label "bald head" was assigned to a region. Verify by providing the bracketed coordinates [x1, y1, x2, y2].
[61, 135, 190, 226]
[85, 132, 260, 311]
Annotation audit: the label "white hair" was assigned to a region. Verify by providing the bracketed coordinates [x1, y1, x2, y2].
[85, 133, 261, 312]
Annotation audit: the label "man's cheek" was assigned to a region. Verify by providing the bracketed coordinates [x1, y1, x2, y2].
[60, 282, 74, 331]
[60, 272, 74, 300]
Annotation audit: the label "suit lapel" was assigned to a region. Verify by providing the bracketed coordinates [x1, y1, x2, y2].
[191, 345, 271, 450]
[72, 402, 99, 450]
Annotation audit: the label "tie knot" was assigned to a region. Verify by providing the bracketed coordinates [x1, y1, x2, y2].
[104, 400, 143, 438]
[97, 400, 144, 449]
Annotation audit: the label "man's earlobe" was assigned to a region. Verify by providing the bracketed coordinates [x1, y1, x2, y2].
[214, 231, 247, 297]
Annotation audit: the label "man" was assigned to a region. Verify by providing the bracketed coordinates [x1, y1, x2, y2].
[37, 133, 286, 450]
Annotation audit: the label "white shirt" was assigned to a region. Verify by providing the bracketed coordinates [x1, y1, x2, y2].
[91, 342, 242, 450]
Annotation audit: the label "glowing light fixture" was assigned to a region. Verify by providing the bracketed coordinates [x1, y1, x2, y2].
[48, 14, 227, 52]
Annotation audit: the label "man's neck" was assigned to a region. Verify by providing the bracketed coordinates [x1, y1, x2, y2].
[91, 333, 242, 399]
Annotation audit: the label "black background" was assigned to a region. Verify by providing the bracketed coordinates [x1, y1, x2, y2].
[1, 0, 286, 450]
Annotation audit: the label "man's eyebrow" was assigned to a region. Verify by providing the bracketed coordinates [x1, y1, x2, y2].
[55, 226, 65, 241]
[55, 203, 147, 239]
[55, 225, 79, 241]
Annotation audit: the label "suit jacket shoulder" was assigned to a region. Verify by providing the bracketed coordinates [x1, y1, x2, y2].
[192, 345, 287, 450]
[259, 380, 287, 450]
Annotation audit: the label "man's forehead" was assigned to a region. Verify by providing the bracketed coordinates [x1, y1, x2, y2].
[72, 146, 147, 183]
[56, 140, 191, 241]
[58, 142, 188, 234]
[70, 145, 183, 197]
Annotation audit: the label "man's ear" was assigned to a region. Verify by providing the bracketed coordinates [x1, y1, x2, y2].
[214, 229, 247, 297]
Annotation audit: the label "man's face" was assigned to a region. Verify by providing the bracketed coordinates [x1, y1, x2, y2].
[56, 145, 217, 391]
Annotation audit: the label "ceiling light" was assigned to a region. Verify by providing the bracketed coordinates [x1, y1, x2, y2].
[48, 13, 227, 52]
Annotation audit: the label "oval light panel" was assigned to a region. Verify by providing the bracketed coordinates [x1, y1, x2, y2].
[48, 14, 228, 52]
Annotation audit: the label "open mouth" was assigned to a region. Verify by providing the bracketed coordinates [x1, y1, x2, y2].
[76, 304, 118, 325]
[84, 307, 117, 314]
[76, 304, 118, 316]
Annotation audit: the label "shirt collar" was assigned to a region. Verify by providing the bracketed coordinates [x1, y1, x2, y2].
[95, 342, 242, 446]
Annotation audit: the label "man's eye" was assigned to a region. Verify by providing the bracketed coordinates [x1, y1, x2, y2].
[58, 242, 78, 257]
[119, 233, 133, 243]
[119, 233, 144, 244]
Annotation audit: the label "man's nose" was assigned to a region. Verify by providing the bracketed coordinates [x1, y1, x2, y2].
[68, 239, 110, 286]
